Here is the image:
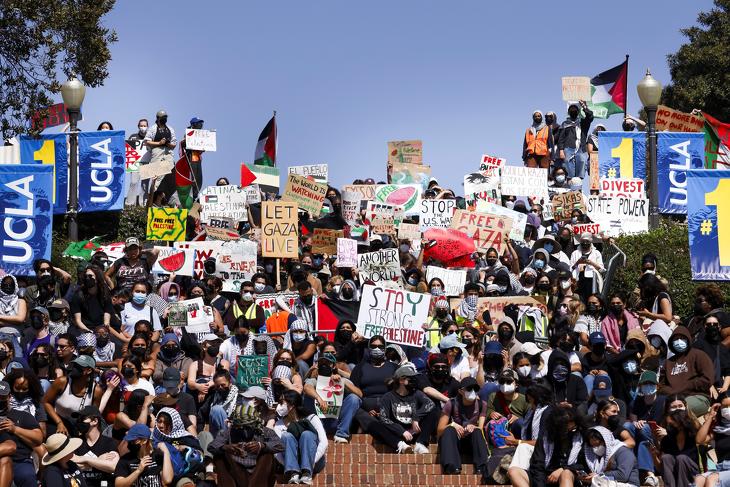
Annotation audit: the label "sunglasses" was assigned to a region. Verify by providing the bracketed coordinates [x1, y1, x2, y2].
[498, 379, 514, 385]
[464, 386, 479, 393]
[370, 345, 385, 350]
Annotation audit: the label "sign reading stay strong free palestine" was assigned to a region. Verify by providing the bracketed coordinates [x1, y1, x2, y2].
[357, 284, 430, 347]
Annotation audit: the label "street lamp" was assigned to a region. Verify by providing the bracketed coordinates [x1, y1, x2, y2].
[637, 69, 663, 230]
[60, 76, 86, 241]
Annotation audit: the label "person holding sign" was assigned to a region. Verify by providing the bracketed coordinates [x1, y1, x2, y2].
[523, 110, 553, 169]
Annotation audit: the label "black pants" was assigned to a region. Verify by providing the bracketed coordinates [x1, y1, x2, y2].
[367, 408, 439, 449]
[438, 425, 489, 473]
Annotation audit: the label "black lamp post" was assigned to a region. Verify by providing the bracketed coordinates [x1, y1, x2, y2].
[60, 76, 86, 241]
[637, 69, 663, 230]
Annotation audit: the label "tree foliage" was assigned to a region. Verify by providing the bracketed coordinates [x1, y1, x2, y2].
[661, 0, 730, 121]
[0, 0, 117, 139]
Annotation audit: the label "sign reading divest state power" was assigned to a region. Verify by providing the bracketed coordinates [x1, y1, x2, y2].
[586, 196, 648, 236]
[357, 284, 430, 347]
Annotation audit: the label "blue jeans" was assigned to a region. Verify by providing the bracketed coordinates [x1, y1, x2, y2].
[584, 375, 595, 395]
[336, 394, 362, 439]
[624, 421, 654, 472]
[13, 459, 37, 487]
[563, 147, 588, 179]
[210, 405, 228, 437]
[281, 430, 324, 474]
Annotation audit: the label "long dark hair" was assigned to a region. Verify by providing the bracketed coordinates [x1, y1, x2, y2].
[124, 389, 149, 420]
[82, 265, 110, 303]
[638, 273, 668, 303]
[279, 390, 306, 419]
[4, 367, 43, 404]
[545, 406, 584, 442]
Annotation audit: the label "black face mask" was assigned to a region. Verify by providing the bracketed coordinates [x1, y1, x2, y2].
[76, 420, 91, 435]
[432, 369, 449, 380]
[606, 414, 621, 430]
[300, 295, 313, 306]
[131, 346, 146, 357]
[236, 332, 249, 344]
[537, 283, 551, 292]
[96, 337, 109, 348]
[84, 276, 96, 289]
[342, 289, 354, 300]
[609, 305, 623, 316]
[319, 365, 333, 376]
[436, 309, 448, 319]
[31, 316, 45, 330]
[13, 391, 29, 401]
[254, 344, 268, 355]
[586, 304, 599, 315]
[49, 309, 64, 322]
[127, 442, 142, 455]
[277, 361, 293, 369]
[338, 330, 353, 342]
[113, 303, 124, 313]
[122, 367, 136, 379]
[523, 276, 536, 286]
[559, 341, 574, 353]
[207, 345, 220, 357]
[162, 345, 179, 358]
[31, 355, 49, 368]
[486, 258, 498, 267]
[706, 326, 722, 344]
[498, 328, 513, 341]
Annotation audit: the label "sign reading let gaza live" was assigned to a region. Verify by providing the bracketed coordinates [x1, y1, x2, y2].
[357, 284, 430, 347]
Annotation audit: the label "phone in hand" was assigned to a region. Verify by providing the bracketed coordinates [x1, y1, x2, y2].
[648, 421, 659, 435]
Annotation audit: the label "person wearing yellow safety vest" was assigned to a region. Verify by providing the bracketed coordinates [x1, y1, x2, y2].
[222, 281, 266, 333]
[425, 298, 456, 350]
[523, 110, 554, 169]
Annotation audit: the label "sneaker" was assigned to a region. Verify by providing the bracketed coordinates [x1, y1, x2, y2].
[299, 475, 313, 486]
[413, 443, 429, 454]
[333, 435, 349, 444]
[287, 473, 301, 484]
[396, 441, 412, 454]
[643, 472, 659, 487]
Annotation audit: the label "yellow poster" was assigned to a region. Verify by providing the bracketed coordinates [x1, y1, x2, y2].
[147, 208, 188, 241]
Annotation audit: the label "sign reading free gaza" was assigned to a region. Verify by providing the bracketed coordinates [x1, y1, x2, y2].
[357, 284, 430, 347]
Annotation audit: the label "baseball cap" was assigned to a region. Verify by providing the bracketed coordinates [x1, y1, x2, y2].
[73, 405, 101, 419]
[242, 386, 267, 401]
[459, 377, 479, 390]
[31, 306, 49, 318]
[72, 355, 96, 369]
[124, 423, 151, 442]
[639, 370, 658, 385]
[593, 375, 613, 399]
[48, 299, 70, 310]
[484, 341, 504, 356]
[201, 333, 220, 343]
[393, 365, 418, 379]
[580, 232, 593, 242]
[589, 331, 607, 345]
[0, 381, 9, 397]
[125, 237, 140, 249]
[189, 117, 204, 125]
[499, 369, 518, 382]
[162, 368, 181, 393]
[520, 342, 542, 356]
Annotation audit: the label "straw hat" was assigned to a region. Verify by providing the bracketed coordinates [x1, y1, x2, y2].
[42, 433, 83, 465]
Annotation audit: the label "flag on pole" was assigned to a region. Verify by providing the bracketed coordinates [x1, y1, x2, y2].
[702, 112, 730, 169]
[254, 114, 277, 167]
[175, 156, 195, 209]
[588, 60, 628, 119]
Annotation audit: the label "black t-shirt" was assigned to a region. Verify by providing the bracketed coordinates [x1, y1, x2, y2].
[43, 461, 87, 487]
[414, 373, 460, 399]
[70, 290, 114, 328]
[75, 435, 119, 487]
[112, 257, 150, 291]
[6, 409, 39, 462]
[153, 392, 196, 428]
[630, 395, 666, 422]
[114, 453, 163, 487]
[350, 361, 397, 398]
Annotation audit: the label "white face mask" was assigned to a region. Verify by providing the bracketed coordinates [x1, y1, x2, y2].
[499, 383, 516, 394]
[332, 285, 341, 294]
[464, 390, 477, 402]
[722, 407, 730, 422]
[242, 292, 254, 302]
[254, 283, 266, 292]
[276, 403, 290, 417]
[517, 365, 532, 378]
[560, 279, 572, 290]
[592, 445, 606, 457]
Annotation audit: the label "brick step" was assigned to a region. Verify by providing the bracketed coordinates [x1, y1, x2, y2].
[329, 442, 440, 454]
[275, 473, 485, 486]
[317, 463, 480, 475]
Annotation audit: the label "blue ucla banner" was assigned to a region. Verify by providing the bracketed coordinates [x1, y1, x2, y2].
[687, 170, 730, 281]
[656, 132, 704, 215]
[19, 134, 69, 215]
[598, 132, 646, 180]
[78, 130, 126, 212]
[0, 165, 54, 276]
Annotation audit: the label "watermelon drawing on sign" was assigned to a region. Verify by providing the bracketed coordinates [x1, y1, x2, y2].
[376, 185, 420, 212]
[158, 251, 186, 272]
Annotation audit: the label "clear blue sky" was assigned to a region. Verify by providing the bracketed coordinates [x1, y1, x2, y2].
[73, 0, 713, 191]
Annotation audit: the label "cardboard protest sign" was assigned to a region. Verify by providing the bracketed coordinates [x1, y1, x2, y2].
[479, 154, 506, 171]
[551, 191, 585, 221]
[205, 216, 235, 230]
[366, 201, 397, 235]
[181, 297, 212, 326]
[312, 229, 344, 254]
[656, 105, 704, 133]
[388, 140, 423, 165]
[398, 223, 421, 241]
[255, 293, 299, 320]
[599, 178, 645, 198]
[204, 226, 240, 241]
[598, 132, 646, 180]
[243, 184, 261, 204]
[283, 173, 327, 217]
[451, 209, 511, 253]
[357, 284, 430, 347]
[589, 152, 600, 191]
[425, 266, 466, 296]
[572, 223, 602, 236]
[215, 240, 258, 292]
[185, 129, 217, 151]
[500, 166, 548, 199]
[341, 191, 362, 226]
[146, 208, 187, 241]
[261, 201, 298, 258]
[390, 162, 431, 189]
[244, 163, 280, 194]
[315, 374, 345, 419]
[139, 159, 173, 180]
[152, 247, 195, 276]
[288, 164, 328, 184]
[657, 132, 704, 215]
[358, 248, 400, 284]
[586, 196, 649, 236]
[464, 171, 500, 207]
[336, 238, 358, 268]
[174, 241, 224, 280]
[562, 76, 591, 102]
[449, 295, 547, 328]
[200, 184, 248, 223]
[419, 199, 457, 231]
[341, 184, 375, 201]
[476, 201, 525, 243]
[374, 184, 421, 214]
[687, 170, 730, 280]
[236, 355, 269, 389]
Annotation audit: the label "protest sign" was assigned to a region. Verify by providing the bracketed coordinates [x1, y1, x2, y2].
[96, 242, 126, 262]
[215, 240, 258, 292]
[374, 184, 421, 214]
[166, 304, 188, 328]
[476, 201, 525, 242]
[146, 208, 187, 241]
[19, 133, 68, 214]
[174, 241, 224, 280]
[551, 191, 585, 221]
[357, 284, 430, 347]
[77, 131, 128, 213]
[387, 140, 423, 165]
[479, 154, 506, 171]
[464, 171, 500, 207]
[204, 226, 239, 241]
[542, 202, 554, 221]
[261, 201, 298, 258]
[152, 247, 195, 276]
[0, 165, 53, 275]
[572, 223, 602, 236]
[366, 201, 396, 235]
[358, 248, 400, 284]
[205, 216, 236, 230]
[200, 184, 248, 223]
[255, 293, 299, 320]
[656, 105, 704, 133]
[451, 209, 511, 253]
[283, 173, 327, 217]
[125, 143, 144, 172]
[398, 223, 421, 241]
[336, 238, 358, 268]
[390, 162, 431, 189]
[657, 132, 704, 215]
[599, 178, 645, 198]
[687, 170, 730, 280]
[425, 266, 466, 296]
[315, 374, 345, 419]
[31, 103, 68, 131]
[170, 297, 211, 327]
[423, 228, 475, 266]
[586, 196, 649, 236]
[342, 184, 375, 201]
[589, 152, 600, 191]
[341, 191, 361, 226]
[419, 199, 456, 231]
[244, 163, 280, 194]
[288, 164, 328, 184]
[349, 222, 370, 245]
[185, 129, 217, 151]
[312, 229, 344, 254]
[562, 76, 591, 102]
[139, 159, 174, 180]
[236, 356, 269, 389]
[500, 166, 548, 199]
[598, 132, 646, 180]
[449, 296, 547, 328]
[243, 184, 261, 204]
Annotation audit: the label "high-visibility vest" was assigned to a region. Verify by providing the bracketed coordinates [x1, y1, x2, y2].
[525, 126, 550, 156]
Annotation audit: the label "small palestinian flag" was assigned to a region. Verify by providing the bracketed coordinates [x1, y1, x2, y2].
[254, 114, 277, 167]
[588, 60, 628, 119]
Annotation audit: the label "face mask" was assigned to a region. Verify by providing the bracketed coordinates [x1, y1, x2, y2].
[122, 367, 136, 379]
[31, 355, 49, 367]
[236, 331, 249, 343]
[96, 336, 109, 348]
[162, 345, 179, 358]
[167, 295, 179, 303]
[255, 344, 268, 355]
[606, 414, 621, 430]
[592, 344, 606, 355]
[84, 276, 96, 289]
[486, 258, 498, 267]
[292, 333, 307, 342]
[319, 364, 333, 376]
[609, 305, 623, 316]
[432, 369, 449, 380]
[276, 403, 290, 417]
[342, 288, 354, 300]
[534, 259, 545, 270]
[707, 326, 722, 343]
[500, 383, 516, 394]
[241, 292, 254, 302]
[557, 280, 571, 292]
[505, 201, 515, 210]
[31, 316, 45, 330]
[132, 346, 146, 357]
[623, 360, 638, 374]
[0, 350, 8, 362]
[640, 384, 657, 396]
[132, 292, 147, 305]
[592, 445, 606, 457]
[552, 365, 569, 382]
[721, 408, 730, 422]
[643, 268, 655, 275]
[555, 175, 566, 184]
[498, 328, 513, 341]
[559, 341, 574, 353]
[407, 277, 418, 286]
[649, 336, 663, 349]
[516, 366, 531, 378]
[76, 421, 91, 435]
[465, 295, 478, 307]
[301, 295, 314, 306]
[254, 283, 266, 293]
[464, 390, 477, 401]
[399, 244, 410, 253]
[671, 338, 688, 353]
[430, 287, 444, 297]
[0, 281, 15, 294]
[586, 303, 599, 315]
[207, 345, 220, 357]
[127, 442, 142, 456]
[537, 283, 551, 292]
[370, 347, 385, 361]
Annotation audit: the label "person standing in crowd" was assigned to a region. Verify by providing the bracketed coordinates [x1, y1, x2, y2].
[523, 110, 553, 169]
[557, 100, 594, 179]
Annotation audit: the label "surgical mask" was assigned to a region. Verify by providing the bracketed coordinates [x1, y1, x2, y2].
[276, 403, 290, 417]
[560, 280, 572, 290]
[669, 405, 686, 412]
[552, 364, 569, 382]
[167, 295, 179, 303]
[533, 259, 545, 270]
[332, 284, 341, 294]
[399, 244, 410, 253]
[623, 360, 638, 374]
[370, 347, 385, 361]
[640, 384, 657, 396]
[555, 175, 566, 184]
[671, 338, 688, 353]
[292, 333, 307, 342]
[132, 292, 147, 305]
[464, 390, 477, 402]
[649, 336, 663, 349]
[592, 445, 606, 457]
[557, 304, 568, 316]
[721, 408, 730, 422]
[517, 365, 532, 378]
[505, 201, 515, 210]
[241, 292, 254, 302]
[254, 283, 266, 292]
[643, 268, 655, 275]
[500, 383, 516, 394]
[138, 126, 147, 136]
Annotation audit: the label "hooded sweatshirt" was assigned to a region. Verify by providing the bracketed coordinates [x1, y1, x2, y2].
[575, 426, 640, 486]
[542, 349, 587, 405]
[661, 326, 713, 397]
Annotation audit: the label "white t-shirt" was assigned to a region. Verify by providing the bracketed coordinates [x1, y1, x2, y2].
[121, 302, 162, 335]
[450, 354, 471, 380]
[125, 378, 156, 396]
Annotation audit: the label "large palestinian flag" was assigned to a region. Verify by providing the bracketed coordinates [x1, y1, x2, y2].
[702, 112, 730, 169]
[588, 60, 628, 119]
[254, 114, 277, 167]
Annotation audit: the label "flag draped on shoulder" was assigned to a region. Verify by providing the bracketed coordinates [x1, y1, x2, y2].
[254, 114, 277, 167]
[588, 60, 628, 119]
[702, 112, 730, 169]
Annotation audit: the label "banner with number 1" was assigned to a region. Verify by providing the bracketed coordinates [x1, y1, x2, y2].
[19, 134, 69, 215]
[687, 170, 730, 281]
[598, 132, 646, 181]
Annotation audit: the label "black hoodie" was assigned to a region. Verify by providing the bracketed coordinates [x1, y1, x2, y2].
[541, 349, 587, 405]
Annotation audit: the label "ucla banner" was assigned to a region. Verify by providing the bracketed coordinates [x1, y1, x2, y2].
[78, 130, 126, 212]
[0, 165, 54, 276]
[19, 134, 69, 215]
[687, 170, 730, 281]
[657, 132, 704, 215]
[598, 132, 646, 180]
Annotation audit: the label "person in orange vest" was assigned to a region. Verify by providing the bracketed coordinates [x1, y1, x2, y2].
[523, 110, 553, 169]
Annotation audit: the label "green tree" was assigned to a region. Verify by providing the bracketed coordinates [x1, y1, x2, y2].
[0, 0, 117, 139]
[661, 0, 730, 120]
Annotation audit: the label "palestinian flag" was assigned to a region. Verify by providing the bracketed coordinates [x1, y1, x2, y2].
[316, 299, 360, 341]
[63, 238, 100, 260]
[702, 112, 730, 169]
[588, 60, 628, 119]
[175, 156, 194, 209]
[254, 114, 277, 167]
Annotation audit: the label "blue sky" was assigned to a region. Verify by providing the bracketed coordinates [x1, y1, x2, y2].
[73, 0, 713, 191]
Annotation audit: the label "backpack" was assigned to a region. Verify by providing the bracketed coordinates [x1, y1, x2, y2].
[486, 416, 510, 448]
